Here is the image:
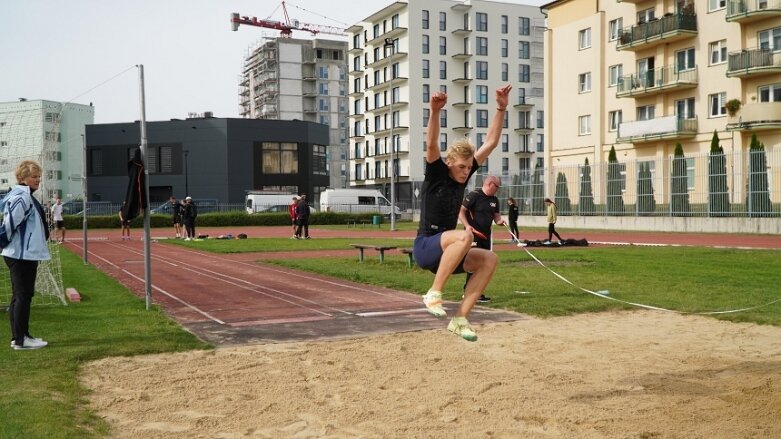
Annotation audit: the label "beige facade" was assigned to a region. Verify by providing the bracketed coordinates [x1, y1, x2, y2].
[543, 0, 781, 204]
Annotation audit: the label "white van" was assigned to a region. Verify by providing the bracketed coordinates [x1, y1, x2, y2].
[320, 189, 402, 216]
[245, 192, 299, 214]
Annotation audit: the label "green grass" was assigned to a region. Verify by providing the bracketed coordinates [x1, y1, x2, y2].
[0, 250, 210, 439]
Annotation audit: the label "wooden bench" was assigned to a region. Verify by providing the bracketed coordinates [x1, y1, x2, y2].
[349, 244, 397, 263]
[399, 248, 414, 268]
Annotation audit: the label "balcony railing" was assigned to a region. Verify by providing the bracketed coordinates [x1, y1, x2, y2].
[616, 12, 697, 51]
[726, 101, 781, 131]
[727, 47, 781, 78]
[726, 0, 781, 23]
[617, 115, 697, 143]
[616, 66, 698, 98]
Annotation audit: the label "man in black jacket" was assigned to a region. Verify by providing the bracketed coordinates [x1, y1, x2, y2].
[182, 197, 198, 240]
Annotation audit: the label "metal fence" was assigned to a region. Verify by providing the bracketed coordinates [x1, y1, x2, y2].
[485, 147, 780, 218]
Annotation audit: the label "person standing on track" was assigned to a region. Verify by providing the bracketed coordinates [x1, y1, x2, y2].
[182, 196, 198, 240]
[507, 197, 521, 243]
[289, 195, 299, 239]
[544, 198, 564, 245]
[118, 202, 131, 240]
[458, 175, 505, 303]
[3, 160, 50, 350]
[51, 197, 65, 244]
[169, 196, 184, 239]
[294, 194, 311, 239]
[414, 84, 511, 342]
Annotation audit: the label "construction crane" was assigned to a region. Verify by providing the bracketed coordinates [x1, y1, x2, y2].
[230, 1, 345, 37]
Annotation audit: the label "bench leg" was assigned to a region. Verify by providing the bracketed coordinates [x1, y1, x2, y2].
[358, 248, 365, 262]
[379, 249, 385, 263]
[407, 253, 413, 268]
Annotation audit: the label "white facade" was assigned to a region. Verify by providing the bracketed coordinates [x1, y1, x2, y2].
[347, 0, 546, 208]
[0, 100, 94, 201]
[240, 37, 350, 189]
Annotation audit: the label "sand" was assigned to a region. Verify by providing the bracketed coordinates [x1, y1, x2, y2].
[81, 311, 781, 438]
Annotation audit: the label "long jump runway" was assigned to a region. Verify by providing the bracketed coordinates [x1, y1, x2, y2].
[69, 240, 524, 345]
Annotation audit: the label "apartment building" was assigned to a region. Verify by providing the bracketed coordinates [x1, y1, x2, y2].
[542, 0, 780, 207]
[347, 0, 546, 209]
[0, 99, 94, 201]
[239, 37, 350, 190]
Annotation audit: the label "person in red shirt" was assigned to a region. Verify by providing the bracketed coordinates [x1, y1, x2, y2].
[288, 196, 299, 239]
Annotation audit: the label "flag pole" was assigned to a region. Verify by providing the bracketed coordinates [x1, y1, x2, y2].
[137, 64, 153, 310]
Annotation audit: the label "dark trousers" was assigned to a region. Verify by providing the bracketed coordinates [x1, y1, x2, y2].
[509, 220, 519, 240]
[548, 223, 562, 241]
[464, 236, 490, 291]
[5, 257, 39, 345]
[184, 220, 196, 238]
[295, 217, 309, 238]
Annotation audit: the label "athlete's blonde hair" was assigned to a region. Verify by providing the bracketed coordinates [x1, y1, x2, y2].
[445, 137, 475, 162]
[15, 160, 42, 183]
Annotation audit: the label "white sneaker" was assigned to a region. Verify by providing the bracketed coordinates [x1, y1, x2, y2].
[422, 290, 447, 318]
[543, 240, 551, 245]
[12, 336, 47, 350]
[184, 237, 191, 241]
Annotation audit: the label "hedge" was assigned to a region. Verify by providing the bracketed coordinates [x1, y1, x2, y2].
[63, 212, 390, 229]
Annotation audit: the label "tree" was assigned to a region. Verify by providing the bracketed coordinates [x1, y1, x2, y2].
[746, 133, 773, 217]
[579, 158, 596, 216]
[554, 172, 571, 215]
[636, 161, 656, 215]
[671, 142, 691, 216]
[606, 146, 625, 215]
[531, 165, 545, 215]
[708, 130, 730, 217]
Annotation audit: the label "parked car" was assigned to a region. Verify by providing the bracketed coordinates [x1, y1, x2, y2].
[256, 204, 317, 213]
[151, 198, 220, 215]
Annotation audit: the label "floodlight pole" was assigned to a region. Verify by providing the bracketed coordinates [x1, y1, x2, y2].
[385, 38, 397, 231]
[81, 134, 87, 264]
[137, 64, 153, 310]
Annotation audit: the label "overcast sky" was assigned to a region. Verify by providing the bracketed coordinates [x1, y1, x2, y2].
[2, 0, 547, 124]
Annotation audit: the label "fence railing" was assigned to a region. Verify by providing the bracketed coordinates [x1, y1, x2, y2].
[486, 147, 780, 218]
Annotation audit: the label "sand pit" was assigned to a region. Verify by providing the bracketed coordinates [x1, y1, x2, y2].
[81, 311, 781, 438]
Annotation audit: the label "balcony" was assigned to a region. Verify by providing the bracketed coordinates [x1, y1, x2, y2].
[726, 0, 781, 24]
[514, 124, 534, 134]
[452, 27, 472, 36]
[451, 76, 473, 84]
[616, 13, 697, 51]
[366, 51, 407, 70]
[452, 100, 473, 108]
[726, 102, 781, 131]
[513, 97, 534, 110]
[617, 116, 697, 143]
[366, 76, 409, 93]
[366, 26, 408, 47]
[451, 51, 473, 60]
[452, 125, 473, 133]
[616, 66, 698, 99]
[514, 147, 534, 156]
[727, 47, 781, 78]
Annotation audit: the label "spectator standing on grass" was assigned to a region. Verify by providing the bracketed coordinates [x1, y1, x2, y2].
[118, 202, 131, 240]
[458, 175, 506, 303]
[507, 197, 521, 243]
[51, 197, 65, 243]
[3, 160, 50, 350]
[289, 196, 299, 239]
[414, 84, 511, 342]
[544, 198, 564, 245]
[182, 196, 198, 240]
[294, 194, 311, 239]
[170, 196, 184, 239]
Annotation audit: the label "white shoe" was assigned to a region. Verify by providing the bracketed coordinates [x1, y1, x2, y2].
[543, 240, 551, 245]
[12, 336, 47, 350]
[422, 290, 447, 318]
[184, 237, 191, 241]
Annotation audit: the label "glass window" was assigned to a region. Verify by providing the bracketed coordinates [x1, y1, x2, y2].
[579, 72, 591, 93]
[440, 60, 447, 79]
[609, 65, 622, 87]
[637, 105, 655, 121]
[476, 85, 488, 104]
[579, 28, 591, 49]
[262, 142, 298, 174]
[439, 36, 446, 55]
[609, 18, 623, 41]
[676, 47, 695, 72]
[501, 63, 508, 81]
[477, 13, 488, 31]
[502, 134, 509, 152]
[502, 157, 509, 174]
[759, 83, 781, 102]
[423, 84, 430, 103]
[519, 64, 530, 82]
[519, 41, 530, 59]
[439, 11, 446, 31]
[608, 110, 622, 132]
[501, 39, 508, 57]
[477, 37, 488, 55]
[710, 40, 727, 65]
[519, 17, 530, 35]
[709, 92, 726, 117]
[422, 59, 429, 78]
[439, 133, 447, 151]
[422, 10, 429, 29]
[758, 27, 781, 51]
[476, 61, 488, 80]
[477, 109, 488, 127]
[578, 115, 591, 135]
[422, 35, 429, 54]
[708, 0, 726, 11]
[675, 97, 695, 119]
[501, 15, 508, 34]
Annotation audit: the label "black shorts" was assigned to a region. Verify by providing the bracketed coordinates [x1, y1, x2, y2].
[173, 215, 182, 225]
[55, 220, 65, 229]
[413, 233, 467, 274]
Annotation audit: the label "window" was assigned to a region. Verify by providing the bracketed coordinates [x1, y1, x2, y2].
[423, 108, 430, 126]
[578, 115, 591, 135]
[609, 65, 622, 87]
[262, 142, 298, 174]
[637, 105, 655, 121]
[519, 111, 530, 129]
[439, 133, 448, 151]
[759, 83, 781, 102]
[609, 18, 623, 41]
[439, 11, 446, 30]
[391, 13, 399, 29]
[676, 97, 695, 119]
[536, 111, 544, 129]
[519, 64, 530, 82]
[439, 60, 447, 79]
[501, 15, 508, 34]
[477, 109, 488, 127]
[608, 110, 622, 132]
[579, 28, 591, 49]
[354, 163, 362, 180]
[501, 63, 508, 81]
[90, 150, 103, 175]
[709, 92, 726, 117]
[637, 8, 655, 23]
[501, 39, 508, 57]
[319, 82, 329, 95]
[759, 27, 781, 51]
[536, 134, 544, 152]
[440, 109, 447, 128]
[579, 72, 591, 93]
[318, 66, 329, 79]
[501, 134, 509, 152]
[708, 40, 727, 65]
[422, 10, 429, 29]
[476, 85, 488, 103]
[477, 37, 488, 55]
[423, 84, 430, 103]
[708, 0, 726, 11]
[477, 13, 487, 31]
[518, 41, 530, 59]
[502, 157, 509, 174]
[439, 36, 447, 55]
[519, 17, 530, 35]
[313, 145, 327, 175]
[476, 61, 488, 80]
[422, 59, 429, 78]
[686, 157, 695, 191]
[422, 35, 429, 54]
[676, 47, 695, 72]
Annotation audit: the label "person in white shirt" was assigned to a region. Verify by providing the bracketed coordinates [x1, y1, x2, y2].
[51, 197, 65, 244]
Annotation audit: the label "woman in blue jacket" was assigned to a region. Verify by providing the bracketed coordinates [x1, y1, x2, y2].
[2, 160, 50, 350]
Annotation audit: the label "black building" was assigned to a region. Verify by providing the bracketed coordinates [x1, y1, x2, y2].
[85, 117, 330, 204]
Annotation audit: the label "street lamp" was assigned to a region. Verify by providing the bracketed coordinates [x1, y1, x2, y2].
[183, 149, 189, 196]
[384, 37, 397, 231]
